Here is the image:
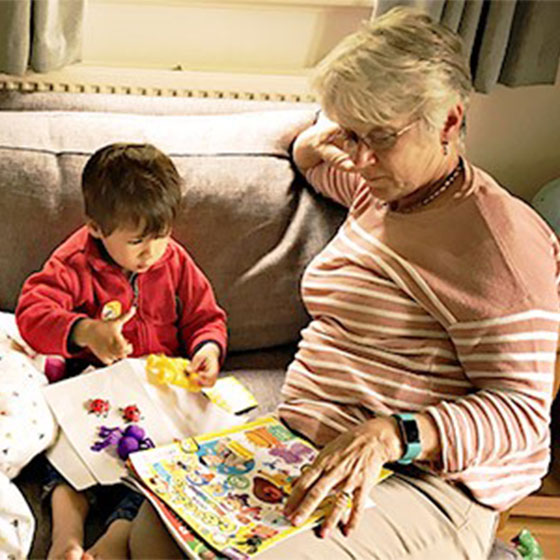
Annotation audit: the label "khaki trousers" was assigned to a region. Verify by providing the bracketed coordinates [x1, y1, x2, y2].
[129, 465, 498, 560]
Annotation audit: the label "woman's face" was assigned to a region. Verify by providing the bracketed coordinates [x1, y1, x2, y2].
[338, 117, 449, 203]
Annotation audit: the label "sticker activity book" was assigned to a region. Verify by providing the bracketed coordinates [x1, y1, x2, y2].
[124, 476, 227, 559]
[126, 416, 393, 559]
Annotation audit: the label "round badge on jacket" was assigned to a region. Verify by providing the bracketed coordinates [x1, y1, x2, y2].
[101, 301, 122, 321]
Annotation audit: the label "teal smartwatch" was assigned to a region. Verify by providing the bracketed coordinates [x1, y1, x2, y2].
[392, 412, 421, 464]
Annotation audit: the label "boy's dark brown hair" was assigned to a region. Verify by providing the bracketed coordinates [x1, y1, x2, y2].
[82, 143, 183, 236]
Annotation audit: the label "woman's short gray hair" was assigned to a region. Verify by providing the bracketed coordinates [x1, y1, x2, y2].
[312, 7, 472, 131]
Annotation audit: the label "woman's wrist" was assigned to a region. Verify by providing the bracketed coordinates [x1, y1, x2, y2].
[363, 416, 404, 463]
[383, 416, 406, 462]
[365, 413, 441, 465]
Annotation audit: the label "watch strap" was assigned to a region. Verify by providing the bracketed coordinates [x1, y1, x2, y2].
[392, 412, 421, 464]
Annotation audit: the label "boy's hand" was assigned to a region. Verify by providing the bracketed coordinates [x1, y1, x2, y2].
[191, 342, 221, 387]
[71, 307, 136, 366]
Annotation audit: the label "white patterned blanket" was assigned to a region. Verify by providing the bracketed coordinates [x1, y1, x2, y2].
[0, 312, 57, 559]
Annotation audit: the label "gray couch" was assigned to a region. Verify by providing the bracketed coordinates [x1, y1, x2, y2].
[0, 91, 518, 559]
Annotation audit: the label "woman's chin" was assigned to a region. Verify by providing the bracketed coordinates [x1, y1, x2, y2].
[365, 180, 391, 199]
[365, 178, 406, 203]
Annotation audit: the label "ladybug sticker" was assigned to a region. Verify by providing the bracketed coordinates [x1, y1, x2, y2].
[86, 398, 110, 418]
[120, 404, 143, 423]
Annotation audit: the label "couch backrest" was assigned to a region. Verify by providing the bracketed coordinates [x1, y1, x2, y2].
[0, 90, 317, 115]
[0, 106, 345, 352]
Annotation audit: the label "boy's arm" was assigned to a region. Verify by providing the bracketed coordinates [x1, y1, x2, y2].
[176, 252, 227, 365]
[16, 257, 89, 358]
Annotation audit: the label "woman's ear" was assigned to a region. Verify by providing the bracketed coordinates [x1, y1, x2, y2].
[441, 103, 464, 144]
[87, 220, 103, 239]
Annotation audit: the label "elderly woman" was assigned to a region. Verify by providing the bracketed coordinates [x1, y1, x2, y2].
[129, 7, 559, 559]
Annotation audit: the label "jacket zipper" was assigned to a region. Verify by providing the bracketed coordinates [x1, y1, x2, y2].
[130, 272, 139, 307]
[129, 272, 145, 350]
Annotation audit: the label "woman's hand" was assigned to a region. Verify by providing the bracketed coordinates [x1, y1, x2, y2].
[284, 416, 403, 539]
[292, 114, 356, 173]
[191, 342, 221, 387]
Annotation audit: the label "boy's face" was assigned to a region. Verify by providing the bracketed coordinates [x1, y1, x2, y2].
[89, 222, 170, 274]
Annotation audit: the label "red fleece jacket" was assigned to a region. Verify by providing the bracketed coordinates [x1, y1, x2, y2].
[16, 227, 227, 374]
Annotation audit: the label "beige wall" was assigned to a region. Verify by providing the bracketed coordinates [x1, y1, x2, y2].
[466, 68, 560, 202]
[4, 1, 554, 202]
[82, 0, 371, 74]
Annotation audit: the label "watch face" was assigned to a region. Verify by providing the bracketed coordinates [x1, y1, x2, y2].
[403, 419, 420, 443]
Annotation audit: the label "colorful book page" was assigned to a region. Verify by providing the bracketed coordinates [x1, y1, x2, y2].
[124, 475, 227, 560]
[128, 417, 327, 558]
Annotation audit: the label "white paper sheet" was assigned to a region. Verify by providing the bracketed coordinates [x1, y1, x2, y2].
[43, 359, 243, 489]
[46, 430, 97, 491]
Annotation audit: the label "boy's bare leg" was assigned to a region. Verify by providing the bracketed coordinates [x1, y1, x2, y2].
[86, 519, 131, 559]
[48, 484, 92, 560]
[129, 502, 183, 559]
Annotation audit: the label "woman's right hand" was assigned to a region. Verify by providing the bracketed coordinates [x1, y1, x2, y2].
[284, 416, 403, 538]
[292, 114, 356, 173]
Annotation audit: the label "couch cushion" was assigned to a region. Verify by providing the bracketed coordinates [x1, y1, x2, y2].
[223, 345, 295, 416]
[0, 109, 345, 351]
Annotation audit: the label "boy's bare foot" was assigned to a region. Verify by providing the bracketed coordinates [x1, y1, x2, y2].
[49, 484, 91, 560]
[87, 519, 132, 559]
[47, 540, 93, 560]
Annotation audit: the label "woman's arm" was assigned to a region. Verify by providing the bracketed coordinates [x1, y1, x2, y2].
[291, 114, 364, 209]
[292, 113, 355, 174]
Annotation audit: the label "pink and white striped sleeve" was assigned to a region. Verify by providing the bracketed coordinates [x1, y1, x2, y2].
[425, 306, 559, 509]
[305, 163, 364, 209]
[428, 308, 558, 470]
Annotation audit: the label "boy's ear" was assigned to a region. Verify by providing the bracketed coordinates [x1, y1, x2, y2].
[87, 220, 104, 239]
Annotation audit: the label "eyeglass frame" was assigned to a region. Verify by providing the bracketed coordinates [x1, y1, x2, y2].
[334, 119, 420, 153]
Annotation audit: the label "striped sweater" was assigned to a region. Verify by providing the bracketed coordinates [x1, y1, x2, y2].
[278, 159, 560, 511]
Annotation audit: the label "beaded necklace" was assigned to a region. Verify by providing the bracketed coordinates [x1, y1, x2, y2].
[391, 158, 463, 213]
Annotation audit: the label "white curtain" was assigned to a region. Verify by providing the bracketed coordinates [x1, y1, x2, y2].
[0, 0, 85, 76]
[373, 0, 560, 93]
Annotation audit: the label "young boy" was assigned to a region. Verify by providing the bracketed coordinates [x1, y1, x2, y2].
[16, 143, 227, 560]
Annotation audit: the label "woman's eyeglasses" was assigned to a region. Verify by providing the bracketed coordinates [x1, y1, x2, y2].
[334, 120, 418, 153]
